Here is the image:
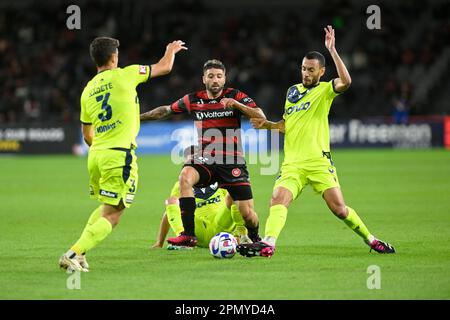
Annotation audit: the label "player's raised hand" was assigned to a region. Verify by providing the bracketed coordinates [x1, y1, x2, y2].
[324, 25, 335, 51]
[166, 40, 188, 54]
[250, 118, 268, 129]
[220, 98, 237, 108]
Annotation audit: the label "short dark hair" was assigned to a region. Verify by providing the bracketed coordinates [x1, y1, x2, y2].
[203, 59, 226, 73]
[304, 51, 326, 68]
[89, 37, 120, 67]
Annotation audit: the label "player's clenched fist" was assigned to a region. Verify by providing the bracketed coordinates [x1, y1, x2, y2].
[220, 98, 237, 108]
[166, 40, 188, 54]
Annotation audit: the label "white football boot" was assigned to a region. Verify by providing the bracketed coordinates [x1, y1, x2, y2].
[59, 254, 88, 273]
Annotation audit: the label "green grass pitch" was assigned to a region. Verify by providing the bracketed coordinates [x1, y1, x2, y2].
[0, 149, 449, 299]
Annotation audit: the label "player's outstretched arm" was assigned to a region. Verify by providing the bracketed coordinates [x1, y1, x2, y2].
[324, 25, 351, 93]
[140, 105, 173, 121]
[151, 40, 188, 78]
[151, 212, 170, 249]
[250, 118, 285, 133]
[220, 98, 267, 119]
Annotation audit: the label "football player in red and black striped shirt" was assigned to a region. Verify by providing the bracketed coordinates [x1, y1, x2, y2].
[141, 59, 267, 247]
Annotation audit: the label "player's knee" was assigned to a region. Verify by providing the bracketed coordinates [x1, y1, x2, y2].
[165, 197, 179, 206]
[271, 194, 291, 207]
[103, 212, 121, 227]
[270, 196, 281, 206]
[101, 203, 124, 227]
[179, 170, 194, 189]
[271, 187, 293, 207]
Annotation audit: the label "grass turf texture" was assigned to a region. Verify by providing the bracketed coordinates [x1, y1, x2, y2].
[0, 149, 449, 299]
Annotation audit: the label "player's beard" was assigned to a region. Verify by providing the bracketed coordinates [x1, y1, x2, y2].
[302, 75, 319, 88]
[207, 83, 224, 96]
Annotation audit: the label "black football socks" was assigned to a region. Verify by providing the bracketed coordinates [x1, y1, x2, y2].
[247, 225, 261, 243]
[179, 197, 196, 237]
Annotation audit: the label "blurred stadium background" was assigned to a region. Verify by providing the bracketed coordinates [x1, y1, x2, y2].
[1, 0, 449, 300]
[0, 0, 449, 154]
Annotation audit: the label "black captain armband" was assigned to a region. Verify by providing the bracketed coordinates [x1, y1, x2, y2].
[332, 79, 340, 94]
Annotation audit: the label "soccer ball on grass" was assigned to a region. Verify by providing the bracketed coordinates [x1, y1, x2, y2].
[209, 232, 237, 259]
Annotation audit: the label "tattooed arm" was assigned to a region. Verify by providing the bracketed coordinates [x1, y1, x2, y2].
[140, 105, 173, 121]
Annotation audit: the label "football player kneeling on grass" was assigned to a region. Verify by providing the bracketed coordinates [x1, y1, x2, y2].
[151, 146, 251, 249]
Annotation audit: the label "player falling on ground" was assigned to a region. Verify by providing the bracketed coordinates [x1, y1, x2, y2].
[237, 26, 395, 258]
[59, 37, 187, 272]
[140, 59, 267, 247]
[151, 147, 251, 249]
[152, 181, 250, 249]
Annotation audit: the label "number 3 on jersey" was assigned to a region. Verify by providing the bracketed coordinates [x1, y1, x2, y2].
[97, 93, 112, 122]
